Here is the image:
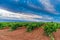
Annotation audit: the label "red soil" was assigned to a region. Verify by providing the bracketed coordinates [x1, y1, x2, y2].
[0, 27, 60, 40]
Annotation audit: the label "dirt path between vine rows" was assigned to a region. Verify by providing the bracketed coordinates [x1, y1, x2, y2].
[0, 27, 60, 40]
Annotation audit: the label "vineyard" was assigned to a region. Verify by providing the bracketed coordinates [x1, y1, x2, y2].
[0, 22, 60, 40]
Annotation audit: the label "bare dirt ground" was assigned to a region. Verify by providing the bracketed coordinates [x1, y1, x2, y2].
[0, 27, 60, 40]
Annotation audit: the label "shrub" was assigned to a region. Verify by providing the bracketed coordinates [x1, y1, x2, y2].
[44, 22, 58, 40]
[9, 23, 23, 31]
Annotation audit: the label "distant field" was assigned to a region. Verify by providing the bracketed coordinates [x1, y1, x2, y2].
[0, 22, 60, 40]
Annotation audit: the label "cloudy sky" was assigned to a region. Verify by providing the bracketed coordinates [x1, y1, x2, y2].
[0, 0, 60, 22]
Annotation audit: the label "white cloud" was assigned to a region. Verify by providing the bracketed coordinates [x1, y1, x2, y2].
[0, 8, 43, 22]
[43, 15, 53, 20]
[0, 8, 54, 22]
[27, 3, 41, 10]
[39, 0, 58, 14]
